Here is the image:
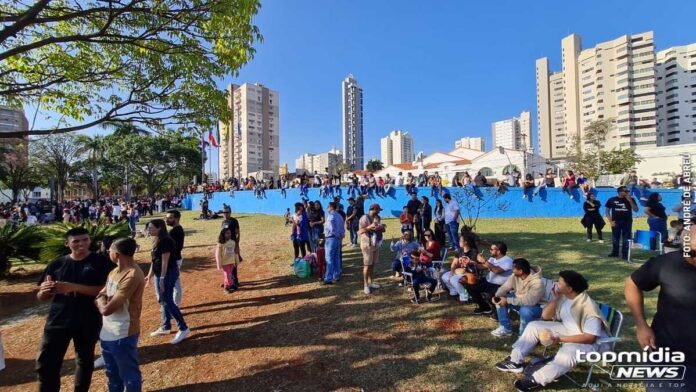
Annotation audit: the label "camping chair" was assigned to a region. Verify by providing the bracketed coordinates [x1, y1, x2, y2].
[400, 255, 416, 299]
[426, 247, 448, 302]
[539, 303, 624, 390]
[627, 230, 663, 263]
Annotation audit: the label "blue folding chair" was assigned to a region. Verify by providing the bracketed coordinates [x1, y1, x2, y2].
[627, 230, 663, 263]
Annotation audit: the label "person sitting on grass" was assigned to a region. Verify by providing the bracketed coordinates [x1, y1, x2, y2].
[495, 270, 609, 392]
[409, 229, 440, 304]
[465, 241, 513, 316]
[389, 230, 420, 280]
[440, 235, 478, 303]
[490, 258, 545, 337]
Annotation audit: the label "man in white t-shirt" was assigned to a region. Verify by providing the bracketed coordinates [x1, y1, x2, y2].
[495, 270, 609, 392]
[442, 193, 460, 252]
[465, 241, 513, 315]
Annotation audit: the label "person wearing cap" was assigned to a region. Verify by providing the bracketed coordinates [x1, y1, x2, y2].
[605, 186, 638, 259]
[359, 203, 385, 294]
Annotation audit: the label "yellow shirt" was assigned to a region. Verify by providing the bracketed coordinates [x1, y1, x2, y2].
[217, 239, 239, 266]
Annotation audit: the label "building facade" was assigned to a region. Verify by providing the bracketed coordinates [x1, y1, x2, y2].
[537, 32, 658, 160]
[0, 106, 29, 164]
[454, 137, 485, 151]
[218, 83, 280, 179]
[342, 74, 364, 170]
[491, 111, 532, 153]
[656, 43, 696, 146]
[295, 148, 343, 175]
[380, 130, 414, 166]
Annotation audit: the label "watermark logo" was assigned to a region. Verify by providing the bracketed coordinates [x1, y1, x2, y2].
[681, 152, 692, 258]
[577, 347, 686, 381]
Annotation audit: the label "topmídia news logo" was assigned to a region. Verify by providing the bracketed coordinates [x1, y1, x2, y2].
[576, 347, 686, 381]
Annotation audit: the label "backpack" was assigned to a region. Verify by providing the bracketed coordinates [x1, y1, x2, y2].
[303, 253, 318, 276]
[293, 258, 310, 279]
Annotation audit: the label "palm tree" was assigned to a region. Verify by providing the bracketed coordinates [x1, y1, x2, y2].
[75, 134, 105, 198]
[101, 121, 150, 136]
[0, 224, 45, 278]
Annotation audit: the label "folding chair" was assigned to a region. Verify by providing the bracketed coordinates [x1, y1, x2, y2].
[627, 230, 663, 263]
[400, 255, 416, 299]
[426, 247, 448, 302]
[540, 303, 624, 391]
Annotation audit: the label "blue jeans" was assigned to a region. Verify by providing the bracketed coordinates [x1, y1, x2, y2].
[325, 237, 342, 282]
[154, 271, 188, 331]
[310, 226, 322, 252]
[412, 272, 437, 300]
[348, 220, 358, 245]
[611, 219, 632, 258]
[647, 216, 668, 244]
[101, 334, 142, 392]
[446, 221, 459, 251]
[495, 294, 542, 334]
[280, 188, 286, 198]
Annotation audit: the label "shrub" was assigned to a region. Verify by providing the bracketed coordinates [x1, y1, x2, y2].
[39, 219, 131, 263]
[0, 223, 45, 278]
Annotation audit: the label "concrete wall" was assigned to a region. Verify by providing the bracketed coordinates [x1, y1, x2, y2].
[183, 186, 685, 220]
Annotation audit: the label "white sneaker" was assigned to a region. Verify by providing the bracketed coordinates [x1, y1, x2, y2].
[491, 326, 513, 337]
[171, 329, 190, 344]
[459, 296, 469, 303]
[586, 239, 592, 242]
[93, 356, 105, 369]
[369, 283, 381, 289]
[598, 240, 605, 244]
[363, 286, 371, 295]
[150, 327, 171, 337]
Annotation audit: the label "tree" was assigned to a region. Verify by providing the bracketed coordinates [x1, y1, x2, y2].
[0, 0, 262, 138]
[366, 159, 384, 172]
[74, 134, 105, 198]
[30, 134, 81, 202]
[565, 119, 613, 179]
[450, 186, 510, 232]
[0, 224, 45, 278]
[102, 122, 150, 137]
[0, 161, 41, 204]
[601, 149, 643, 175]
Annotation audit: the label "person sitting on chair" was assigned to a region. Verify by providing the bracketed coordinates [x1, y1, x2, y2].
[440, 235, 478, 303]
[495, 270, 609, 392]
[389, 230, 420, 280]
[491, 258, 545, 337]
[409, 229, 440, 304]
[465, 241, 513, 316]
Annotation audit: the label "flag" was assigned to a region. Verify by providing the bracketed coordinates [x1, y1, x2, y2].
[200, 134, 209, 150]
[208, 131, 218, 147]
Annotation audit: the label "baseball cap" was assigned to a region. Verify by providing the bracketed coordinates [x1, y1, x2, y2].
[223, 205, 231, 212]
[369, 203, 383, 212]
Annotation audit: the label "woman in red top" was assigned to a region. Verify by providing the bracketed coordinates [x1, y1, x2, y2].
[410, 229, 440, 304]
[562, 170, 577, 199]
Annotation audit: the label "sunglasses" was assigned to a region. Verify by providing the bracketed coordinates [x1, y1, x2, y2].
[424, 234, 432, 237]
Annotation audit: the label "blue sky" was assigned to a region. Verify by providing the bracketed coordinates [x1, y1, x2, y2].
[50, 0, 696, 173]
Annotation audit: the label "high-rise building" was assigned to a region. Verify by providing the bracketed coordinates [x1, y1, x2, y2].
[537, 32, 658, 160]
[295, 148, 343, 174]
[342, 74, 364, 170]
[218, 83, 280, 179]
[380, 130, 414, 166]
[491, 111, 532, 152]
[656, 43, 696, 146]
[454, 137, 485, 151]
[0, 106, 29, 165]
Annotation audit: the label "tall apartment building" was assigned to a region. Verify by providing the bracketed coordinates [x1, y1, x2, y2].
[537, 32, 658, 160]
[454, 137, 485, 151]
[295, 148, 342, 174]
[380, 130, 414, 166]
[656, 43, 696, 145]
[218, 83, 280, 179]
[0, 106, 29, 164]
[342, 74, 364, 170]
[491, 111, 532, 153]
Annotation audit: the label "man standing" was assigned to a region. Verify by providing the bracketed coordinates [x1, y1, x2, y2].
[443, 193, 460, 252]
[346, 198, 358, 247]
[221, 205, 243, 263]
[420, 196, 432, 240]
[166, 210, 185, 306]
[625, 226, 696, 391]
[323, 202, 345, 284]
[36, 227, 111, 392]
[605, 186, 638, 259]
[95, 238, 145, 392]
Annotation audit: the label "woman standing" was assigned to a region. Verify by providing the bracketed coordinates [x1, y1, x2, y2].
[581, 193, 605, 242]
[359, 203, 386, 295]
[215, 228, 239, 293]
[433, 199, 446, 249]
[127, 204, 139, 238]
[308, 201, 325, 252]
[292, 203, 310, 259]
[146, 219, 190, 344]
[645, 193, 668, 244]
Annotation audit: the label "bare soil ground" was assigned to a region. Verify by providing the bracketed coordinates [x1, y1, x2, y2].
[0, 212, 652, 391]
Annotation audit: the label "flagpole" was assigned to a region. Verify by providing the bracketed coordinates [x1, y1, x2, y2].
[201, 132, 205, 185]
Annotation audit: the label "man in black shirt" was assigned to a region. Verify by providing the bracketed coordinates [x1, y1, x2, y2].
[166, 210, 185, 306]
[605, 186, 638, 259]
[420, 196, 433, 236]
[36, 227, 111, 392]
[625, 227, 696, 391]
[406, 192, 421, 218]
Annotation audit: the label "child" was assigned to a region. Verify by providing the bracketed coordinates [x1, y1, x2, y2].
[399, 206, 413, 234]
[284, 208, 291, 226]
[315, 238, 326, 281]
[666, 220, 683, 249]
[215, 228, 239, 293]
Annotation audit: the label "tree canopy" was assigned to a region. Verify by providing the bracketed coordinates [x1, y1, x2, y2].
[0, 0, 262, 138]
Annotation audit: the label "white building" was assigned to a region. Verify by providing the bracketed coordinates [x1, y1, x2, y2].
[491, 111, 532, 153]
[295, 148, 343, 175]
[218, 83, 280, 180]
[454, 137, 485, 151]
[0, 106, 29, 164]
[634, 144, 695, 181]
[380, 130, 414, 166]
[656, 43, 696, 146]
[342, 74, 364, 170]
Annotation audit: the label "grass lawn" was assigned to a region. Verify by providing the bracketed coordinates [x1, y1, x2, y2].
[0, 211, 657, 391]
